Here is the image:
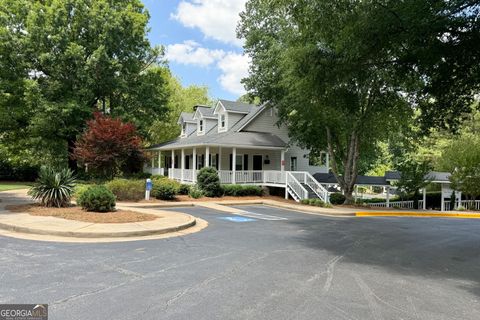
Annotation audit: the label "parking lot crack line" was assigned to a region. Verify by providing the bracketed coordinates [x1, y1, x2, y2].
[323, 255, 343, 294]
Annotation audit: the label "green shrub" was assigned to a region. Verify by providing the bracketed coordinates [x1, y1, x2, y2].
[222, 184, 263, 196]
[151, 179, 180, 200]
[188, 185, 203, 199]
[78, 185, 116, 212]
[197, 167, 222, 197]
[456, 205, 466, 211]
[28, 167, 76, 207]
[105, 179, 144, 201]
[178, 184, 191, 195]
[300, 198, 325, 207]
[309, 198, 325, 207]
[74, 184, 91, 200]
[329, 192, 346, 205]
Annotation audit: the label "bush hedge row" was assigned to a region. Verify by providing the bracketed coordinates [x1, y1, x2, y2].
[222, 184, 263, 197]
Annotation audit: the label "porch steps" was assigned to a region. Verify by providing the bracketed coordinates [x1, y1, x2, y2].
[301, 183, 320, 199]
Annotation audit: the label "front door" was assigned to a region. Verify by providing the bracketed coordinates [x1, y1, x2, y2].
[253, 155, 263, 170]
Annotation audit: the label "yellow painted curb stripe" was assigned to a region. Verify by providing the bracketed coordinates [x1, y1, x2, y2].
[356, 212, 480, 219]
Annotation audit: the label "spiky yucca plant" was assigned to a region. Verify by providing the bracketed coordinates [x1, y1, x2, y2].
[28, 167, 76, 207]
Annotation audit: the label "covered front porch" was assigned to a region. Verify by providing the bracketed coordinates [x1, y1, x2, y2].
[146, 145, 287, 186]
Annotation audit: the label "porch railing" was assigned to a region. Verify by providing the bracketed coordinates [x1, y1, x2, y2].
[286, 172, 308, 201]
[459, 200, 480, 211]
[368, 200, 416, 209]
[171, 169, 288, 185]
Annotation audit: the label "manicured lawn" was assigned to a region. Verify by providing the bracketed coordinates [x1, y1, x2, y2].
[0, 182, 31, 192]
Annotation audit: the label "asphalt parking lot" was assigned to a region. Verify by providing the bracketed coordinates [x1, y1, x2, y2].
[1, 205, 480, 320]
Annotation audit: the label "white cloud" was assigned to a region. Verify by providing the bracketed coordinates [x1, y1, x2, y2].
[165, 40, 226, 67]
[172, 0, 246, 46]
[217, 52, 250, 96]
[166, 40, 250, 96]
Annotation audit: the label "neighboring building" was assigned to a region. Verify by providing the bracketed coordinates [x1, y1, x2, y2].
[146, 99, 329, 202]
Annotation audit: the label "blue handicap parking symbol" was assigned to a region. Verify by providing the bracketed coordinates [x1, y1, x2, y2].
[218, 216, 256, 222]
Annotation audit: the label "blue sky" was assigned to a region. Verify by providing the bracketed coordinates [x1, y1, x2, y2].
[142, 0, 248, 101]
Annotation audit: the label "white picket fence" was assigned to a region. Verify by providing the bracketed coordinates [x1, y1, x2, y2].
[367, 200, 423, 209]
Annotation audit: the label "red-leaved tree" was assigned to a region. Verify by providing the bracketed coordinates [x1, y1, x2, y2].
[73, 113, 145, 178]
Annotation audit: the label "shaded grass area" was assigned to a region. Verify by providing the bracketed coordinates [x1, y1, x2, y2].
[0, 182, 31, 192]
[6, 204, 159, 223]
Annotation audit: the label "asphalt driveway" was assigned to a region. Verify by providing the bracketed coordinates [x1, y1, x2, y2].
[1, 205, 479, 319]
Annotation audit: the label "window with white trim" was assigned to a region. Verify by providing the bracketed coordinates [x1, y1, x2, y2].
[236, 155, 243, 171]
[199, 119, 204, 132]
[181, 122, 186, 136]
[220, 114, 226, 129]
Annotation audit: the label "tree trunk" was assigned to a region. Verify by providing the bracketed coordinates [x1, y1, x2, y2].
[326, 127, 360, 205]
[67, 138, 78, 172]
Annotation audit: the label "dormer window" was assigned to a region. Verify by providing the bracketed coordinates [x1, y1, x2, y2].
[220, 114, 226, 129]
[181, 122, 186, 136]
[199, 119, 204, 132]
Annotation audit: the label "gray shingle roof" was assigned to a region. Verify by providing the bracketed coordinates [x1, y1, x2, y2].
[149, 131, 286, 149]
[195, 106, 215, 118]
[385, 170, 451, 182]
[313, 172, 389, 186]
[149, 101, 276, 150]
[177, 112, 195, 124]
[219, 99, 255, 113]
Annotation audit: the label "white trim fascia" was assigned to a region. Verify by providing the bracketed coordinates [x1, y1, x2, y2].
[153, 143, 286, 151]
[225, 110, 250, 114]
[213, 101, 226, 115]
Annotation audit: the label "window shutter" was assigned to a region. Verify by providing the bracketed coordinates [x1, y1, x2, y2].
[175, 155, 178, 168]
[244, 154, 248, 171]
[229, 154, 233, 170]
[215, 154, 219, 169]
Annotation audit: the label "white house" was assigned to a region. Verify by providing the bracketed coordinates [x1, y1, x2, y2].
[146, 99, 330, 202]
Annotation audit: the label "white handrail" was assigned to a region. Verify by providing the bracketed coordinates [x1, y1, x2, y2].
[286, 172, 308, 201]
[304, 172, 329, 203]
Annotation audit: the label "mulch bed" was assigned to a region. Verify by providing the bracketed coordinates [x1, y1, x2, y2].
[6, 204, 158, 223]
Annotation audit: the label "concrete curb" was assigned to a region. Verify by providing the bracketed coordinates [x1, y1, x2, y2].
[356, 211, 480, 219]
[0, 216, 197, 238]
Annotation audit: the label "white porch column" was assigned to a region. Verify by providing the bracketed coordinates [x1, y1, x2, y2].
[232, 147, 236, 184]
[205, 146, 210, 167]
[281, 149, 285, 171]
[181, 149, 185, 182]
[193, 147, 197, 182]
[422, 188, 427, 210]
[158, 151, 161, 169]
[441, 184, 445, 212]
[354, 185, 358, 202]
[219, 147, 222, 170]
[386, 186, 390, 208]
[171, 150, 175, 170]
[151, 152, 155, 168]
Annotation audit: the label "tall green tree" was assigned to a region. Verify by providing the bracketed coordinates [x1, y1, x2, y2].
[438, 133, 480, 200]
[239, 0, 413, 203]
[148, 69, 211, 144]
[395, 159, 432, 209]
[238, 0, 480, 203]
[0, 0, 169, 169]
